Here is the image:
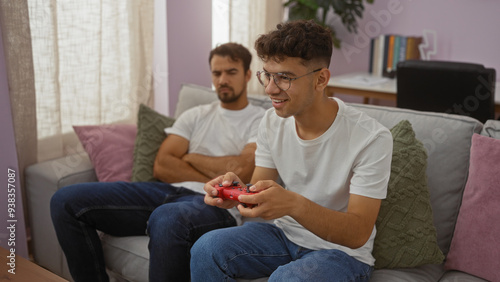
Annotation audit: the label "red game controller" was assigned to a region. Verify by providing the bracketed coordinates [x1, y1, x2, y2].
[214, 181, 258, 208]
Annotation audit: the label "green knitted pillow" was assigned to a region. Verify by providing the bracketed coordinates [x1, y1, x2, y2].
[131, 104, 175, 182]
[373, 120, 444, 269]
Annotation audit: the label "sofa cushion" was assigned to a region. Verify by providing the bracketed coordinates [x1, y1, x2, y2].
[481, 119, 500, 138]
[439, 270, 490, 282]
[101, 234, 149, 282]
[444, 133, 500, 282]
[350, 104, 482, 257]
[373, 120, 443, 269]
[132, 104, 175, 182]
[370, 263, 445, 282]
[73, 124, 137, 182]
[174, 84, 272, 119]
[174, 84, 219, 119]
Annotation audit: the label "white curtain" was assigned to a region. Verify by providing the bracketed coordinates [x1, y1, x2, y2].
[28, 0, 154, 162]
[0, 0, 36, 258]
[213, 0, 284, 95]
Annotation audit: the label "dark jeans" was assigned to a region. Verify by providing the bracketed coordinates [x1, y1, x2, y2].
[50, 181, 236, 282]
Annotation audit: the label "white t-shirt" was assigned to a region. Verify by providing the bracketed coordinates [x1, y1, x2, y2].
[166, 101, 265, 224]
[255, 98, 393, 266]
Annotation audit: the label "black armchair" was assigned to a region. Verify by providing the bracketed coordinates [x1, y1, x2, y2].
[396, 60, 496, 123]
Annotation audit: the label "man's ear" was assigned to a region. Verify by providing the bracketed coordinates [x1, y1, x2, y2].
[315, 68, 331, 91]
[245, 69, 252, 83]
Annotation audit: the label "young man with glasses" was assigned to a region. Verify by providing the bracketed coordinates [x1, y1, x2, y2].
[191, 20, 393, 281]
[50, 43, 265, 282]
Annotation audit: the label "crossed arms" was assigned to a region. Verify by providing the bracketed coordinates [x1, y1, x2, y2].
[153, 134, 256, 184]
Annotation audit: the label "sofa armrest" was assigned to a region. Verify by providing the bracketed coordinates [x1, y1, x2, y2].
[25, 153, 97, 280]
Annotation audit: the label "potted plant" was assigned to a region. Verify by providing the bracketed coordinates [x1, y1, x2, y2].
[284, 0, 374, 48]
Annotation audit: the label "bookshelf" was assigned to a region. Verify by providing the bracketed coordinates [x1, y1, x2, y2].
[369, 34, 423, 78]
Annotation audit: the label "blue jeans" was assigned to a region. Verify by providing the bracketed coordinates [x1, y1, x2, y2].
[190, 222, 373, 282]
[50, 181, 236, 282]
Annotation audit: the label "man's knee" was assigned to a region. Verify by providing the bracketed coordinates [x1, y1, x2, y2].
[50, 185, 80, 220]
[191, 231, 216, 261]
[147, 203, 191, 237]
[191, 229, 223, 258]
[270, 261, 320, 281]
[51, 183, 107, 223]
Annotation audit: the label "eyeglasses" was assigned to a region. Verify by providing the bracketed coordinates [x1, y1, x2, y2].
[256, 68, 322, 91]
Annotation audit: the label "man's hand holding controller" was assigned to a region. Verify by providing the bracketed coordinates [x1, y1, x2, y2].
[204, 172, 297, 221]
[203, 173, 256, 209]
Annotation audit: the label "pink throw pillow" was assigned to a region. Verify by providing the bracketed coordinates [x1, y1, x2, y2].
[444, 133, 500, 282]
[73, 124, 137, 182]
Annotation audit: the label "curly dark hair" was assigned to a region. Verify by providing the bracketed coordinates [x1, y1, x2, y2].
[255, 20, 332, 67]
[209, 42, 252, 72]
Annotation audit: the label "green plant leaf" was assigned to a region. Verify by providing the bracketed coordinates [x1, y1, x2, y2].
[316, 0, 333, 9]
[288, 3, 317, 21]
[331, 0, 346, 12]
[285, 0, 318, 10]
[285, 0, 373, 48]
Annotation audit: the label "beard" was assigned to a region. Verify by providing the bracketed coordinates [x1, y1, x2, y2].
[217, 85, 244, 103]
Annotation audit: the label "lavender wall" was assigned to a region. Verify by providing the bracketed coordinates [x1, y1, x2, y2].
[331, 0, 500, 76]
[162, 0, 500, 112]
[167, 0, 212, 115]
[0, 24, 29, 258]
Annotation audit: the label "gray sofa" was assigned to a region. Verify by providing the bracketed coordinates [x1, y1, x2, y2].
[25, 83, 499, 281]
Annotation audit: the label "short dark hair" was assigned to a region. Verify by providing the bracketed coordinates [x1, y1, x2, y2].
[209, 43, 252, 72]
[254, 20, 332, 67]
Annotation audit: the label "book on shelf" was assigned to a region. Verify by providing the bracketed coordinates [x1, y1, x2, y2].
[386, 35, 395, 73]
[369, 34, 423, 78]
[406, 36, 423, 60]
